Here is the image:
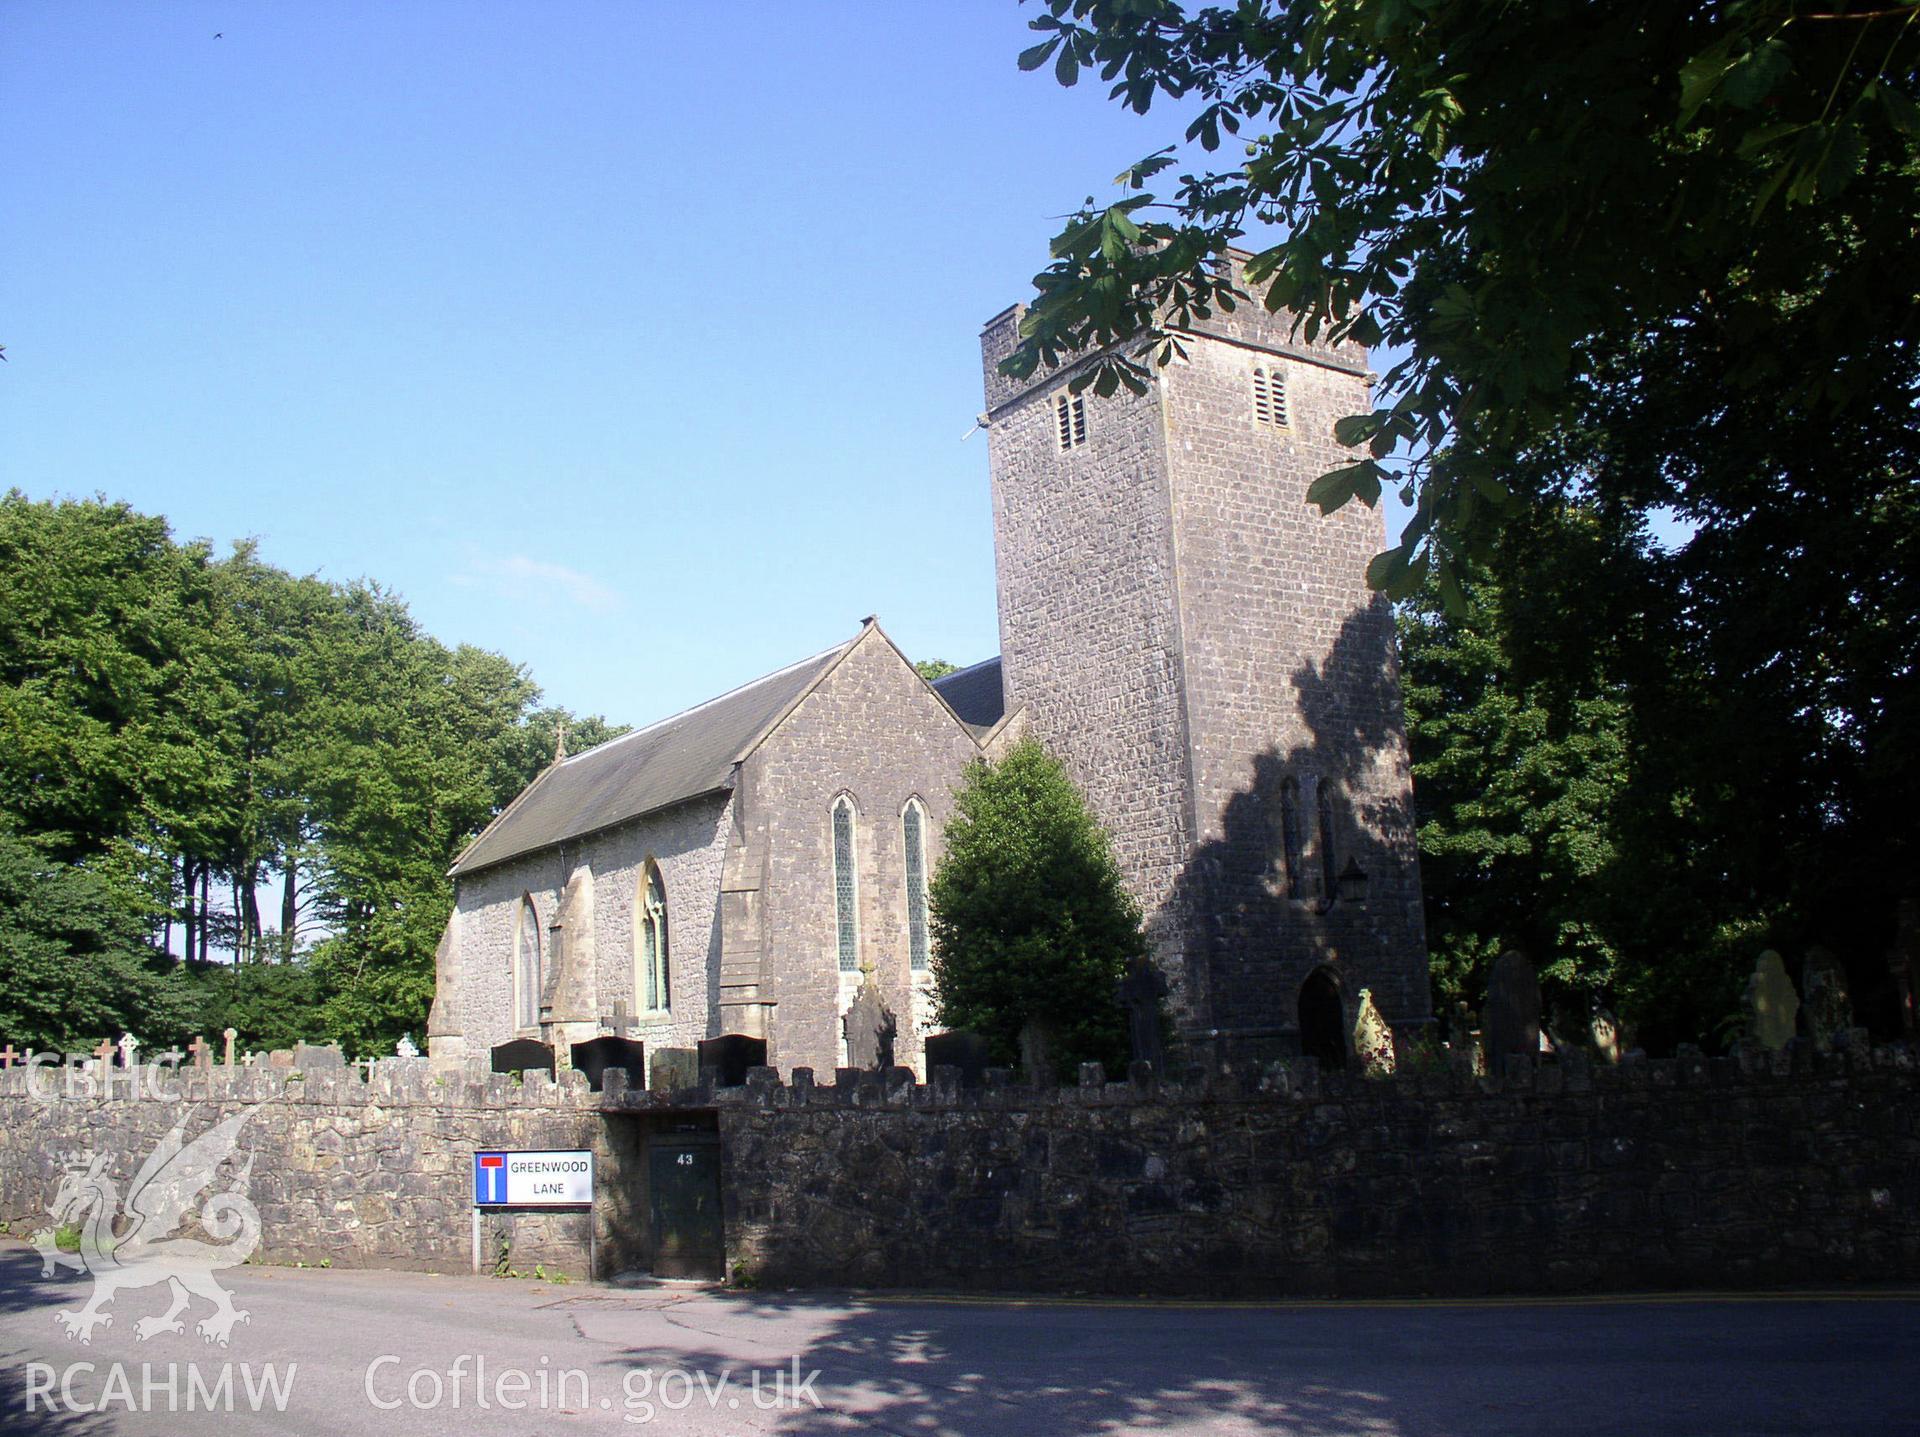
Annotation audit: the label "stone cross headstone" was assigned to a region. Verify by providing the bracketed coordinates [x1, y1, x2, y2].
[0, 1043, 16, 1069]
[600, 998, 635, 1037]
[1351, 988, 1395, 1077]
[1802, 948, 1852, 1050]
[92, 1037, 116, 1071]
[118, 1033, 139, 1069]
[1745, 950, 1800, 1052]
[223, 1028, 238, 1067]
[1116, 954, 1168, 1072]
[394, 1033, 419, 1059]
[1482, 951, 1542, 1075]
[187, 1035, 213, 1070]
[843, 974, 896, 1071]
[1589, 1004, 1622, 1064]
[1018, 1018, 1054, 1084]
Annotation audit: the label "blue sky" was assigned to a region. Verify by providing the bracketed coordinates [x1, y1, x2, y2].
[2, 1, 1409, 728]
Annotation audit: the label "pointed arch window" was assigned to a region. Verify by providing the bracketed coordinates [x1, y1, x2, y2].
[833, 795, 860, 972]
[1278, 777, 1304, 900]
[902, 798, 930, 971]
[1317, 786, 1340, 905]
[514, 897, 543, 1030]
[637, 860, 670, 1013]
[1253, 365, 1289, 428]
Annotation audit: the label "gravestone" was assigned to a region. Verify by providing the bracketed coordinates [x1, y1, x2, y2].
[1745, 950, 1800, 1052]
[490, 1038, 556, 1077]
[1018, 1018, 1055, 1084]
[267, 1049, 295, 1069]
[1351, 988, 1395, 1077]
[1802, 948, 1853, 1050]
[394, 1033, 420, 1059]
[1116, 954, 1169, 1072]
[1589, 1004, 1622, 1064]
[697, 1034, 767, 1087]
[924, 1031, 991, 1088]
[292, 1042, 346, 1071]
[1482, 951, 1542, 1075]
[570, 1036, 646, 1093]
[649, 1046, 699, 1093]
[842, 974, 896, 1071]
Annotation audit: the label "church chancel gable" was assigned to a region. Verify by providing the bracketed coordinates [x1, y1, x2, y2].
[427, 259, 1429, 1079]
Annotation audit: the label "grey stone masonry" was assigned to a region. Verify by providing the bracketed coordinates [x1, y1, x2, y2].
[737, 625, 982, 1077]
[982, 253, 1429, 1062]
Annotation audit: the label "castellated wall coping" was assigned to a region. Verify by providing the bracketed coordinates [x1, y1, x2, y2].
[5, 1030, 1909, 1113]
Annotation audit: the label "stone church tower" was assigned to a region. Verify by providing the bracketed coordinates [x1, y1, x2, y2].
[980, 253, 1429, 1064]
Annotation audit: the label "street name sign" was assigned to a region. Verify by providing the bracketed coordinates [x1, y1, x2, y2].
[473, 1149, 594, 1207]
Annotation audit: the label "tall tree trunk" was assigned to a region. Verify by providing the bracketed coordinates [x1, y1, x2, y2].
[183, 857, 197, 966]
[281, 854, 297, 962]
[198, 866, 211, 964]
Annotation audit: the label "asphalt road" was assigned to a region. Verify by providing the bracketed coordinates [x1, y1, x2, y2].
[0, 1241, 1913, 1435]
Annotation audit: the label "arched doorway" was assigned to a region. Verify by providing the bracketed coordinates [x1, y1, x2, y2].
[1298, 967, 1348, 1072]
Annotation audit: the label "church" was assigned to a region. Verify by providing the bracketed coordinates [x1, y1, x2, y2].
[426, 255, 1430, 1080]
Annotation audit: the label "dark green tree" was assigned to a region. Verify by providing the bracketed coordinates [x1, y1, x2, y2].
[929, 738, 1145, 1078]
[1001, 0, 1919, 591]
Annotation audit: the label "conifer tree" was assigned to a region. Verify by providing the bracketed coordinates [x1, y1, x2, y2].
[929, 739, 1145, 1078]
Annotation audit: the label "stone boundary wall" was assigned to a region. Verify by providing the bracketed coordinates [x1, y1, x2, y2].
[2, 1047, 1916, 1298]
[0, 1061, 611, 1280]
[687, 1046, 1920, 1297]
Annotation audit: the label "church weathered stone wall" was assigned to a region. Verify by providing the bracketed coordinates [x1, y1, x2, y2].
[981, 261, 1430, 1062]
[449, 792, 732, 1060]
[709, 1046, 1920, 1297]
[981, 320, 1201, 1024]
[1158, 266, 1428, 1043]
[741, 627, 982, 1077]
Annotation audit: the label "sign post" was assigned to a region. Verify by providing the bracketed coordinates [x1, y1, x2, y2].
[472, 1149, 596, 1281]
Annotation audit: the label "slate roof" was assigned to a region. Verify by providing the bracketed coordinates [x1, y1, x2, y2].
[450, 640, 852, 878]
[931, 656, 1005, 732]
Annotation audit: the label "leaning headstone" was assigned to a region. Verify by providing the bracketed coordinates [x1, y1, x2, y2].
[924, 1031, 991, 1088]
[1802, 948, 1852, 1051]
[696, 1034, 767, 1087]
[570, 1036, 645, 1093]
[1482, 951, 1542, 1075]
[649, 1046, 699, 1092]
[490, 1037, 556, 1077]
[1116, 954, 1169, 1072]
[292, 1042, 346, 1071]
[1745, 950, 1800, 1053]
[1351, 988, 1395, 1077]
[1589, 1004, 1622, 1064]
[1018, 1018, 1055, 1084]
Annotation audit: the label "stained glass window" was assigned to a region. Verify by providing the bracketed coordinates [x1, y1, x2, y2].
[833, 796, 859, 971]
[515, 898, 542, 1029]
[903, 800, 929, 970]
[640, 861, 670, 1011]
